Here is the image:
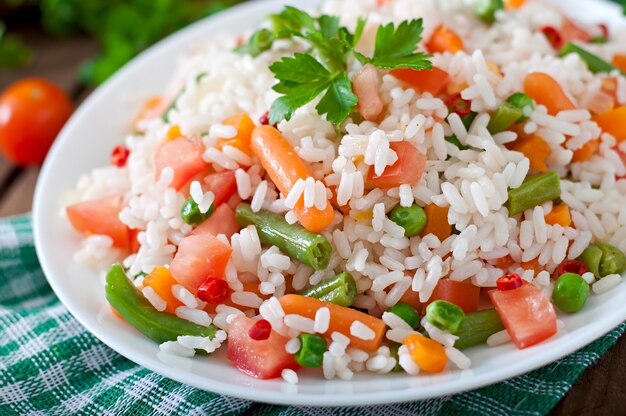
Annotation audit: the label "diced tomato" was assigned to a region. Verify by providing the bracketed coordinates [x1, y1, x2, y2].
[400, 288, 423, 311]
[367, 141, 426, 189]
[227, 315, 299, 379]
[154, 137, 208, 190]
[180, 168, 213, 198]
[390, 67, 450, 96]
[560, 18, 591, 45]
[489, 283, 557, 349]
[169, 234, 232, 293]
[422, 279, 481, 313]
[66, 195, 130, 249]
[203, 171, 237, 206]
[129, 229, 141, 253]
[191, 204, 240, 240]
[226, 193, 242, 210]
[490, 255, 515, 270]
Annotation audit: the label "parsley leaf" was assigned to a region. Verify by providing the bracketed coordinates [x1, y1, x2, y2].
[316, 73, 358, 125]
[365, 19, 432, 70]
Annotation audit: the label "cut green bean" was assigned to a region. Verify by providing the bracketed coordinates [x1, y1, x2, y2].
[461, 112, 477, 130]
[487, 102, 525, 134]
[579, 242, 626, 279]
[445, 135, 470, 151]
[505, 171, 561, 216]
[472, 0, 504, 23]
[235, 203, 332, 270]
[559, 42, 622, 75]
[180, 197, 215, 225]
[294, 333, 327, 368]
[389, 343, 403, 372]
[506, 92, 535, 122]
[299, 272, 356, 307]
[105, 265, 216, 344]
[425, 300, 465, 334]
[388, 302, 420, 329]
[453, 309, 505, 349]
[390, 204, 427, 237]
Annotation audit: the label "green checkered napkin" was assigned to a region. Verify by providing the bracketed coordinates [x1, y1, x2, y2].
[0, 214, 624, 416]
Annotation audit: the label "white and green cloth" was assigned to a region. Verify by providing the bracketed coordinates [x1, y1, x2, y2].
[0, 214, 624, 415]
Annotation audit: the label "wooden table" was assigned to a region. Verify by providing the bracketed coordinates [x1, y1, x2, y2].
[0, 21, 623, 416]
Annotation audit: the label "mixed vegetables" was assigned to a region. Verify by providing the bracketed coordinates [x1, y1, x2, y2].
[64, 1, 626, 381]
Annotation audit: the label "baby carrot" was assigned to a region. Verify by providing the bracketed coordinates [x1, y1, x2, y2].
[420, 204, 451, 242]
[523, 73, 576, 115]
[251, 126, 334, 232]
[278, 294, 385, 351]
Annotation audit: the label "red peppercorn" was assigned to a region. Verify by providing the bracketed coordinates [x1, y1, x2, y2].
[597, 23, 609, 40]
[196, 278, 230, 304]
[496, 273, 524, 291]
[248, 319, 272, 341]
[111, 145, 130, 167]
[554, 259, 588, 280]
[540, 26, 563, 50]
[447, 92, 471, 116]
[259, 111, 271, 126]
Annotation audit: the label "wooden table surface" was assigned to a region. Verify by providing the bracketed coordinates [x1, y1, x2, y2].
[1, 20, 624, 416]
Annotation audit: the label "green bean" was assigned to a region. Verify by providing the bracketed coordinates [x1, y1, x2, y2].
[390, 204, 427, 237]
[552, 273, 590, 313]
[559, 42, 622, 75]
[472, 0, 504, 23]
[445, 135, 470, 151]
[299, 272, 356, 307]
[461, 112, 477, 130]
[506, 92, 535, 122]
[105, 265, 216, 344]
[294, 333, 327, 368]
[453, 309, 505, 349]
[505, 171, 561, 216]
[388, 302, 420, 329]
[579, 242, 626, 279]
[425, 300, 465, 334]
[235, 203, 332, 270]
[180, 197, 215, 225]
[487, 102, 525, 134]
[389, 343, 403, 372]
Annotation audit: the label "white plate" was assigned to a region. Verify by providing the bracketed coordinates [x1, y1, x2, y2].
[33, 0, 626, 407]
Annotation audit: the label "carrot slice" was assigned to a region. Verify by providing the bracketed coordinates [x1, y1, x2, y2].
[217, 113, 255, 156]
[144, 266, 183, 315]
[592, 107, 626, 142]
[165, 125, 182, 142]
[390, 67, 450, 96]
[523, 73, 576, 115]
[544, 204, 571, 227]
[278, 294, 385, 351]
[251, 126, 334, 232]
[571, 139, 599, 162]
[403, 333, 447, 373]
[505, 0, 526, 9]
[507, 135, 551, 172]
[420, 205, 451, 242]
[425, 25, 464, 54]
[612, 54, 626, 74]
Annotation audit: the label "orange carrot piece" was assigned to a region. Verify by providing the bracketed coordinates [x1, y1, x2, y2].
[612, 55, 626, 74]
[165, 125, 182, 142]
[390, 67, 450, 96]
[279, 294, 385, 351]
[420, 205, 451, 242]
[507, 135, 551, 172]
[520, 258, 542, 275]
[251, 126, 334, 232]
[545, 204, 571, 227]
[217, 113, 255, 156]
[523, 73, 576, 115]
[403, 333, 447, 373]
[144, 266, 183, 315]
[571, 139, 599, 162]
[592, 106, 626, 142]
[425, 25, 464, 54]
[133, 96, 167, 131]
[505, 0, 526, 9]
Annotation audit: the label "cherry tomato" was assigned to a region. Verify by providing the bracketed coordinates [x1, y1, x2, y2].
[0, 78, 73, 166]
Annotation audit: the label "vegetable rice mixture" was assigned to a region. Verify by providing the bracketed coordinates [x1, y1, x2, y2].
[64, 0, 626, 383]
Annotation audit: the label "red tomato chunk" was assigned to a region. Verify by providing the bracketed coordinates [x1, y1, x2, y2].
[203, 171, 237, 206]
[66, 195, 130, 249]
[367, 141, 426, 189]
[154, 137, 208, 190]
[489, 283, 557, 349]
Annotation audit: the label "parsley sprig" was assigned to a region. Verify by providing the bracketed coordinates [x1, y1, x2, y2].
[236, 6, 432, 125]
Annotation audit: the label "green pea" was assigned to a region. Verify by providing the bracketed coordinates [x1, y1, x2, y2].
[294, 333, 327, 368]
[425, 300, 465, 334]
[472, 0, 504, 24]
[390, 204, 427, 237]
[180, 197, 214, 225]
[552, 272, 590, 313]
[388, 302, 420, 329]
[506, 92, 535, 122]
[579, 242, 626, 279]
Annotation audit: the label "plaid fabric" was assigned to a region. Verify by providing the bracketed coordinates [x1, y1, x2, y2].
[0, 215, 624, 416]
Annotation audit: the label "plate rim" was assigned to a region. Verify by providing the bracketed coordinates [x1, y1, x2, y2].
[32, 0, 626, 407]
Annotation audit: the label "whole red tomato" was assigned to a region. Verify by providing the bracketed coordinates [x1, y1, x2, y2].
[0, 78, 73, 166]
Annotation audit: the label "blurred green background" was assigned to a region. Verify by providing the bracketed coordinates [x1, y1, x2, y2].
[0, 0, 244, 85]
